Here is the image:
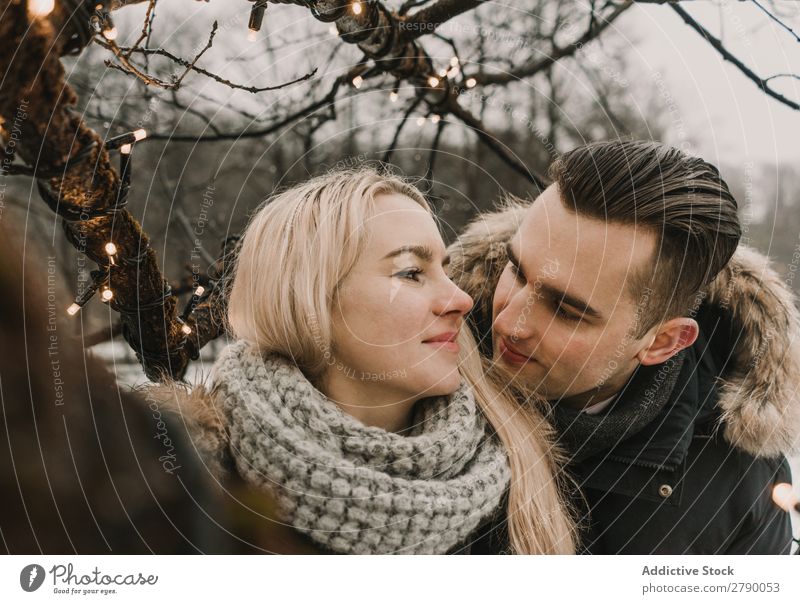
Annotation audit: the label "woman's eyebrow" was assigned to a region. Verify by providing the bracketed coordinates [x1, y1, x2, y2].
[382, 245, 435, 262]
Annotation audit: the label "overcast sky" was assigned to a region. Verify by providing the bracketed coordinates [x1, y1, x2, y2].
[618, 1, 799, 167]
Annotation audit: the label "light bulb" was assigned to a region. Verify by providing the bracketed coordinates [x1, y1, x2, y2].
[351, 1, 362, 15]
[133, 128, 147, 141]
[389, 91, 398, 103]
[427, 76, 439, 88]
[105, 242, 117, 256]
[450, 56, 459, 67]
[194, 286, 205, 296]
[103, 27, 118, 41]
[28, 0, 54, 17]
[181, 323, 192, 335]
[67, 303, 81, 316]
[352, 75, 363, 89]
[431, 114, 441, 124]
[416, 117, 425, 127]
[772, 483, 798, 513]
[120, 143, 132, 154]
[465, 78, 477, 89]
[101, 288, 114, 302]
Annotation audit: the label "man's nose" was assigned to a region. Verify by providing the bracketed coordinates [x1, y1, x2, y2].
[495, 286, 536, 340]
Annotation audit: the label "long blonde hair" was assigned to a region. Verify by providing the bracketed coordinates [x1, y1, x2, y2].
[227, 166, 577, 553]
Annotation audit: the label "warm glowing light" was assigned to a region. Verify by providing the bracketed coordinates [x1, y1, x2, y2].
[67, 303, 81, 316]
[450, 56, 459, 67]
[181, 323, 192, 335]
[28, 0, 54, 18]
[247, 29, 258, 42]
[120, 143, 132, 154]
[352, 75, 363, 89]
[416, 117, 425, 127]
[351, 1, 362, 15]
[105, 242, 117, 256]
[772, 483, 798, 512]
[101, 288, 114, 302]
[194, 286, 205, 297]
[438, 68, 448, 77]
[431, 114, 441, 124]
[427, 76, 440, 88]
[389, 91, 398, 103]
[133, 128, 147, 141]
[448, 65, 460, 77]
[465, 77, 477, 89]
[103, 27, 118, 41]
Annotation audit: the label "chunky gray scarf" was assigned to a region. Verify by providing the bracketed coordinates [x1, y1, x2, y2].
[209, 339, 510, 554]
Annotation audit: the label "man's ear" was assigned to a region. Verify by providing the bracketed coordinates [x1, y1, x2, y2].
[636, 318, 699, 366]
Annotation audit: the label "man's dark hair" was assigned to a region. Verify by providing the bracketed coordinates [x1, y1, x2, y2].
[548, 140, 742, 336]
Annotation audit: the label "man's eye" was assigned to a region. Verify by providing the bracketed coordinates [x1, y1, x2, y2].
[507, 261, 526, 284]
[555, 304, 581, 322]
[395, 268, 422, 282]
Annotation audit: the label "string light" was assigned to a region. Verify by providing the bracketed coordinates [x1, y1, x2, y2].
[448, 65, 460, 77]
[466, 77, 477, 89]
[431, 114, 441, 124]
[194, 285, 205, 297]
[389, 91, 398, 103]
[427, 76, 440, 88]
[105, 241, 118, 265]
[438, 68, 448, 77]
[351, 1, 363, 15]
[181, 322, 192, 335]
[772, 483, 799, 513]
[65, 270, 107, 316]
[120, 143, 132, 154]
[247, 29, 258, 42]
[416, 117, 425, 127]
[450, 56, 459, 67]
[28, 0, 54, 17]
[102, 27, 118, 41]
[133, 129, 147, 141]
[101, 288, 114, 302]
[352, 75, 363, 89]
[248, 0, 268, 32]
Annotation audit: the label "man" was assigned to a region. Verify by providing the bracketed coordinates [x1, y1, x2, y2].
[448, 140, 799, 554]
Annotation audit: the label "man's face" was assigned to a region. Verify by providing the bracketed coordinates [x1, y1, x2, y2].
[491, 184, 658, 408]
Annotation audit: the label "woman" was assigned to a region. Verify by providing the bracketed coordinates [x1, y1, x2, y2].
[163, 167, 576, 554]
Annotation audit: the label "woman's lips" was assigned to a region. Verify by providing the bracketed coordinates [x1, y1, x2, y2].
[423, 332, 460, 353]
[498, 337, 533, 365]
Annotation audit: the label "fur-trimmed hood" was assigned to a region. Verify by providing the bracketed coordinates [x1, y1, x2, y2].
[446, 202, 800, 459]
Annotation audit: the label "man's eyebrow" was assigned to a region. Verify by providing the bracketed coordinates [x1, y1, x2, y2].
[539, 282, 603, 319]
[382, 245, 435, 262]
[506, 241, 602, 319]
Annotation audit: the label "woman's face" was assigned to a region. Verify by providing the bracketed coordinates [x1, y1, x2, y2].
[325, 192, 474, 404]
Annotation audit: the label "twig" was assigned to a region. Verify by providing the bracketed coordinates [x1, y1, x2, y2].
[671, 4, 799, 110]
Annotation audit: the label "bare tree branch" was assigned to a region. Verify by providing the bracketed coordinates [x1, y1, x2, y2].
[671, 4, 799, 111]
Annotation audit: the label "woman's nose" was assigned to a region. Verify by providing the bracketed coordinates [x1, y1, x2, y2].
[435, 279, 474, 316]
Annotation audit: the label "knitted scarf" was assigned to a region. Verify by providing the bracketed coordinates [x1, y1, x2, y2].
[209, 339, 510, 555]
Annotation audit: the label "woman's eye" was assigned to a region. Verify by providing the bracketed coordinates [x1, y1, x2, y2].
[395, 268, 423, 282]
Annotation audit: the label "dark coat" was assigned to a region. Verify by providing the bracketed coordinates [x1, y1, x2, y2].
[447, 201, 800, 555]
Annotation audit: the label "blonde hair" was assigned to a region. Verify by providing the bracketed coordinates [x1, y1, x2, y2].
[227, 166, 577, 554]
